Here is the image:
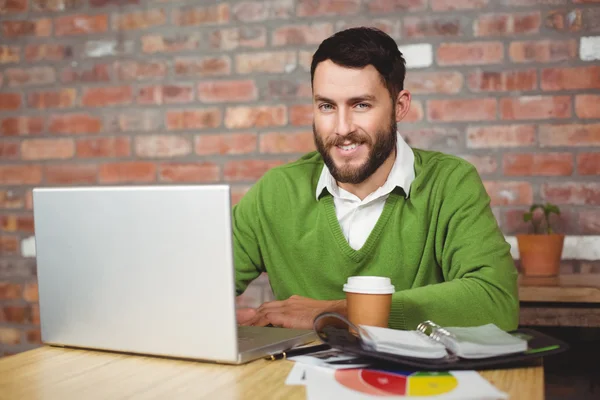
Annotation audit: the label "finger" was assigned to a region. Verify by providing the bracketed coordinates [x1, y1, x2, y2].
[236, 308, 257, 325]
[249, 312, 275, 327]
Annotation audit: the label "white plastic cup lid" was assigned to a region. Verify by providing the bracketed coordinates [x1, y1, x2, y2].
[343, 276, 395, 295]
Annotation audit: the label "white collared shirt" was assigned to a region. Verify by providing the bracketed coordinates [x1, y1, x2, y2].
[315, 133, 415, 250]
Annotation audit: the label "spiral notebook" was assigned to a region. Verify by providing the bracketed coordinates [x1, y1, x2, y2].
[312, 312, 569, 371]
[359, 321, 528, 360]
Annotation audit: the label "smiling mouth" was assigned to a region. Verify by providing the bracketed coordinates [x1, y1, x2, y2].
[337, 143, 359, 151]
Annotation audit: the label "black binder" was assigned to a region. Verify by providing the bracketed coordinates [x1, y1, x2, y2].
[312, 312, 569, 371]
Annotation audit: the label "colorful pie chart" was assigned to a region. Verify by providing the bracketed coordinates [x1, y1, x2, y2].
[334, 369, 458, 397]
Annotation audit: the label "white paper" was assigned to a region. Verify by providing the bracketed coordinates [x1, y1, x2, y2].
[285, 363, 308, 386]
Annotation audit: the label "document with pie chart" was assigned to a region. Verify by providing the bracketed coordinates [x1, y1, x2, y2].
[291, 364, 508, 400]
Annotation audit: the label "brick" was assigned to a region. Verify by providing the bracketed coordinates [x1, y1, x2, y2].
[28, 89, 76, 109]
[0, 327, 20, 345]
[504, 0, 567, 5]
[509, 40, 577, 63]
[76, 137, 130, 158]
[0, 259, 36, 279]
[90, 0, 139, 7]
[159, 163, 220, 183]
[1, 117, 44, 137]
[61, 64, 110, 84]
[231, 186, 251, 205]
[209, 27, 266, 50]
[44, 164, 97, 184]
[503, 207, 577, 236]
[55, 14, 108, 36]
[31, 304, 40, 324]
[483, 181, 533, 206]
[336, 19, 400, 38]
[475, 12, 541, 36]
[33, 0, 83, 11]
[266, 79, 313, 100]
[25, 44, 72, 62]
[135, 135, 192, 158]
[0, 236, 19, 255]
[49, 114, 102, 135]
[166, 109, 222, 131]
[0, 165, 42, 185]
[137, 85, 194, 105]
[437, 42, 503, 66]
[113, 9, 165, 31]
[0, 142, 19, 159]
[224, 160, 285, 182]
[428, 98, 497, 122]
[82, 86, 132, 107]
[539, 124, 600, 147]
[576, 95, 600, 119]
[272, 23, 333, 46]
[0, 282, 22, 300]
[110, 110, 161, 133]
[431, 0, 488, 10]
[299, 51, 312, 72]
[580, 211, 600, 235]
[21, 138, 75, 160]
[545, 9, 600, 33]
[0, 93, 22, 111]
[460, 155, 498, 175]
[236, 52, 296, 74]
[0, 46, 20, 64]
[231, 0, 294, 22]
[260, 131, 314, 154]
[578, 153, 600, 175]
[1, 214, 34, 233]
[541, 66, 600, 91]
[4, 67, 56, 87]
[115, 61, 167, 81]
[467, 125, 536, 148]
[2, 19, 51, 37]
[0, 190, 25, 209]
[0, 0, 28, 13]
[197, 80, 258, 103]
[173, 4, 229, 26]
[468, 69, 537, 92]
[405, 101, 425, 122]
[501, 96, 571, 120]
[225, 106, 287, 129]
[27, 329, 41, 344]
[174, 56, 231, 77]
[297, 0, 360, 17]
[141, 33, 202, 53]
[542, 183, 600, 205]
[0, 305, 31, 323]
[84, 39, 134, 58]
[402, 128, 460, 150]
[503, 153, 573, 176]
[289, 104, 313, 126]
[195, 133, 257, 155]
[368, 0, 426, 13]
[403, 16, 461, 38]
[99, 162, 156, 183]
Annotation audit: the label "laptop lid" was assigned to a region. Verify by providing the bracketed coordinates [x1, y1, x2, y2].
[33, 185, 240, 363]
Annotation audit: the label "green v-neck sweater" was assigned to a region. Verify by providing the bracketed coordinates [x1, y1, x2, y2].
[232, 149, 519, 331]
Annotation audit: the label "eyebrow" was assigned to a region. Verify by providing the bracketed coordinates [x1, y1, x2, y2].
[314, 94, 377, 104]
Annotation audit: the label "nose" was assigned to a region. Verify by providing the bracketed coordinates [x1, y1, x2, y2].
[334, 108, 353, 137]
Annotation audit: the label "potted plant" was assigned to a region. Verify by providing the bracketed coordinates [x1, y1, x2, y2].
[516, 203, 565, 277]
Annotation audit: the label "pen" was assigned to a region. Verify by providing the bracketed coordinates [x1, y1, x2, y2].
[265, 343, 331, 360]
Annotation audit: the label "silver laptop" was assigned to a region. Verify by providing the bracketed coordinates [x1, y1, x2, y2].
[32, 185, 316, 364]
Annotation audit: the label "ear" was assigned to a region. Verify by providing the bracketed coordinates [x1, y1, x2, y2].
[394, 90, 412, 122]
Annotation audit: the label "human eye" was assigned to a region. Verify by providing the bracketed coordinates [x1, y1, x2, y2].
[355, 103, 371, 110]
[318, 103, 334, 112]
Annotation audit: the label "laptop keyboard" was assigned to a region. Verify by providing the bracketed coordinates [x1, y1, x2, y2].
[237, 326, 267, 344]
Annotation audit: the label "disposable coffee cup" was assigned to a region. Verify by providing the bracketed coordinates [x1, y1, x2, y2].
[343, 276, 395, 330]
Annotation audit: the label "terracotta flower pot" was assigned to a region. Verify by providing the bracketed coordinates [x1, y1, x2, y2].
[516, 234, 565, 277]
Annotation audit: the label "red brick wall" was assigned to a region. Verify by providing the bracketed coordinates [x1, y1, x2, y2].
[1, 0, 600, 356]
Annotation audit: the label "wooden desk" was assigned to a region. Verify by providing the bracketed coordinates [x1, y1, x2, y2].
[0, 346, 543, 399]
[519, 274, 600, 327]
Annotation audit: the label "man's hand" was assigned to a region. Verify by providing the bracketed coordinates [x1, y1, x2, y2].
[237, 295, 347, 330]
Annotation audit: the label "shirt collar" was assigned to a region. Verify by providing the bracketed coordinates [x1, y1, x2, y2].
[315, 132, 415, 200]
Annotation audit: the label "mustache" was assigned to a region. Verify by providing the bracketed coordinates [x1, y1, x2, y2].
[325, 132, 372, 147]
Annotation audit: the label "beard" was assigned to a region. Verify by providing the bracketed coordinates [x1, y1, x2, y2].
[313, 113, 397, 185]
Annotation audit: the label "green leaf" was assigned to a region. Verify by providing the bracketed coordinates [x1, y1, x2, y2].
[523, 212, 533, 222]
[545, 204, 560, 215]
[529, 204, 543, 213]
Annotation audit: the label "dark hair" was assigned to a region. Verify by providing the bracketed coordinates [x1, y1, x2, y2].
[310, 27, 406, 101]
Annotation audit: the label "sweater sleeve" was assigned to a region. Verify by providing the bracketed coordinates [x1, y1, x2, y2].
[231, 180, 266, 296]
[388, 163, 519, 331]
